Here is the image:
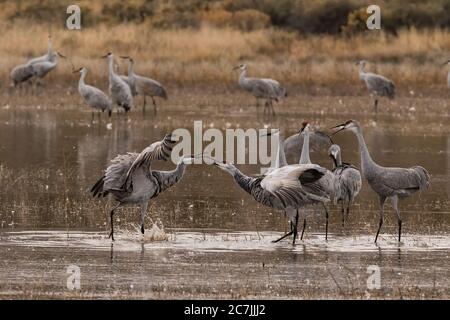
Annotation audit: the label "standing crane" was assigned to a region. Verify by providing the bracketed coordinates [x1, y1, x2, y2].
[91, 134, 196, 240]
[233, 64, 287, 115]
[328, 144, 362, 226]
[332, 120, 430, 243]
[10, 36, 58, 89]
[101, 52, 133, 113]
[73, 67, 112, 121]
[298, 122, 336, 240]
[357, 60, 395, 113]
[120, 56, 168, 115]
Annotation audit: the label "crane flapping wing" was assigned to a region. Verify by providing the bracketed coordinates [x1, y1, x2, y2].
[260, 164, 329, 207]
[121, 134, 177, 191]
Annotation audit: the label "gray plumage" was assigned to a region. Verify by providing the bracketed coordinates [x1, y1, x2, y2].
[91, 134, 193, 240]
[121, 57, 167, 115]
[328, 144, 362, 226]
[215, 159, 330, 244]
[75, 67, 112, 119]
[120, 75, 138, 96]
[10, 63, 34, 87]
[332, 120, 430, 243]
[234, 64, 287, 115]
[30, 51, 60, 80]
[103, 53, 133, 112]
[358, 60, 395, 112]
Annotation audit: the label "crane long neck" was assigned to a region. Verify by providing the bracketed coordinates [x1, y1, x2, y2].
[47, 39, 53, 57]
[274, 134, 287, 168]
[239, 69, 248, 82]
[299, 130, 311, 164]
[108, 57, 115, 79]
[232, 168, 254, 195]
[354, 128, 377, 175]
[359, 64, 366, 80]
[332, 151, 342, 168]
[128, 60, 135, 77]
[158, 162, 187, 193]
[78, 71, 86, 88]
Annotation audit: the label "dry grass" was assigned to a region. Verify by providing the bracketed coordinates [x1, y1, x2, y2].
[1, 23, 450, 90]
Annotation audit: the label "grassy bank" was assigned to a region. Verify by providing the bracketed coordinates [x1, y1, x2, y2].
[1, 23, 449, 90]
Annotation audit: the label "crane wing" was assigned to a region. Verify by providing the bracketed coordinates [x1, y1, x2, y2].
[121, 134, 176, 191]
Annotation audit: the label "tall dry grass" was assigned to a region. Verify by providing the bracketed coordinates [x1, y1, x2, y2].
[1, 22, 449, 90]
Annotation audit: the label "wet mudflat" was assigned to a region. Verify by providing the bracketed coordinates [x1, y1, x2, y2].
[0, 88, 449, 299]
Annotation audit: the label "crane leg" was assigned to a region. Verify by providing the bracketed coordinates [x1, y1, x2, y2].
[143, 96, 146, 115]
[300, 217, 307, 240]
[108, 203, 122, 241]
[374, 99, 378, 114]
[271, 100, 276, 116]
[255, 98, 259, 112]
[151, 96, 157, 115]
[140, 202, 149, 235]
[272, 229, 293, 243]
[323, 203, 329, 241]
[272, 220, 294, 243]
[91, 111, 94, 123]
[292, 210, 299, 245]
[341, 203, 345, 227]
[375, 196, 386, 243]
[390, 195, 402, 242]
[346, 204, 350, 223]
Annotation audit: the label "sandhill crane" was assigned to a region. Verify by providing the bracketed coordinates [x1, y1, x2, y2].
[27, 35, 53, 66]
[214, 161, 330, 244]
[443, 60, 450, 88]
[298, 122, 336, 240]
[328, 144, 362, 226]
[357, 60, 395, 113]
[101, 52, 133, 113]
[233, 64, 287, 115]
[73, 67, 112, 121]
[332, 120, 430, 243]
[91, 134, 195, 240]
[120, 56, 168, 115]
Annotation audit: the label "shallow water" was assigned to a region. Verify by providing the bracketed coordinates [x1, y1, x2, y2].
[0, 90, 449, 298]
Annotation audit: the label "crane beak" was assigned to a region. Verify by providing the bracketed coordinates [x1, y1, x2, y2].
[57, 52, 66, 58]
[232, 66, 240, 70]
[260, 129, 279, 137]
[100, 54, 109, 59]
[72, 67, 82, 73]
[119, 56, 130, 59]
[330, 123, 347, 135]
[442, 60, 450, 66]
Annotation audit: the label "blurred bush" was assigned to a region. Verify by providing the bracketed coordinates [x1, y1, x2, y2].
[3, 0, 450, 35]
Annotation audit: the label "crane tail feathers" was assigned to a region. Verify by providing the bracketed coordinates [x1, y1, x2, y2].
[412, 166, 431, 190]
